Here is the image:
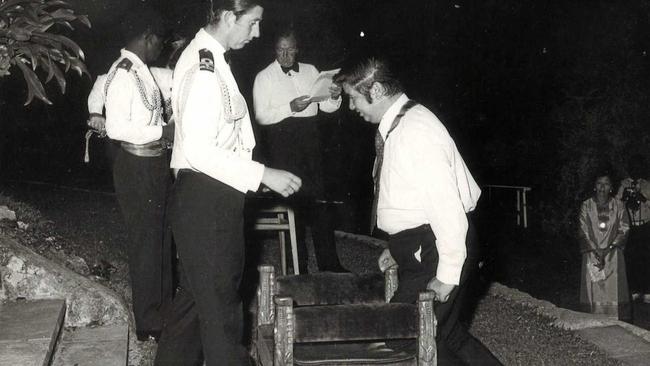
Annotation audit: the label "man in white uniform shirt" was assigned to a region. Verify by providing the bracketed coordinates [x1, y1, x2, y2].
[155, 1, 301, 365]
[253, 29, 346, 273]
[335, 58, 501, 365]
[103, 5, 174, 342]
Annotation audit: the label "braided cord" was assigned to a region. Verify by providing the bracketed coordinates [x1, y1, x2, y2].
[104, 65, 163, 127]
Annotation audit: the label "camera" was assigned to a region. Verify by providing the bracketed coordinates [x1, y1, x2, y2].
[621, 180, 647, 211]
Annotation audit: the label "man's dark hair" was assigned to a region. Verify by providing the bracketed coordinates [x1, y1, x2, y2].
[334, 57, 403, 103]
[207, 0, 263, 24]
[121, 4, 167, 43]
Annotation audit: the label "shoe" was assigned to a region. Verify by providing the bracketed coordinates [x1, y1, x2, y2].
[632, 293, 641, 301]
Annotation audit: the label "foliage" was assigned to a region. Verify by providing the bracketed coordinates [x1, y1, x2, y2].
[0, 0, 90, 105]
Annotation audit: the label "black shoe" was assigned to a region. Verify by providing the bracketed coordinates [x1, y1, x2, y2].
[136, 330, 161, 342]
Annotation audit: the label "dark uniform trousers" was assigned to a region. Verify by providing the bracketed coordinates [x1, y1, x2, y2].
[262, 116, 343, 272]
[388, 216, 502, 365]
[155, 170, 248, 366]
[112, 148, 173, 336]
[626, 221, 650, 294]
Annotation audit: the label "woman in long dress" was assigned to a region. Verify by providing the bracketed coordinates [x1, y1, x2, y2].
[578, 173, 631, 320]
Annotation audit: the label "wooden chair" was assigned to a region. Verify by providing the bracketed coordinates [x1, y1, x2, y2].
[248, 200, 300, 275]
[255, 265, 437, 366]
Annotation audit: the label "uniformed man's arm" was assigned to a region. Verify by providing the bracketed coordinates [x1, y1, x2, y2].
[181, 68, 265, 193]
[253, 72, 294, 126]
[105, 70, 163, 144]
[87, 74, 107, 116]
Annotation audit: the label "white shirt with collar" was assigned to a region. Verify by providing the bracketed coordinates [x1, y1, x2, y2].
[170, 28, 264, 194]
[104, 49, 165, 145]
[252, 60, 341, 125]
[377, 94, 481, 285]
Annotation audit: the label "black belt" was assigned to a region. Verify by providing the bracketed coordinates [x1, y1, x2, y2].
[121, 141, 167, 157]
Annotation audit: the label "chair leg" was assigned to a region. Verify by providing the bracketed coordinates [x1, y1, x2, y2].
[417, 291, 437, 366]
[278, 213, 287, 275]
[287, 208, 300, 275]
[274, 297, 294, 366]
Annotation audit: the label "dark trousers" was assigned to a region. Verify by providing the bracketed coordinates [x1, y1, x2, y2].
[626, 222, 650, 294]
[388, 218, 501, 365]
[112, 148, 173, 334]
[155, 171, 248, 366]
[262, 116, 343, 272]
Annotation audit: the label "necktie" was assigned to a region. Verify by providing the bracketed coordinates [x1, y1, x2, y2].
[370, 100, 418, 233]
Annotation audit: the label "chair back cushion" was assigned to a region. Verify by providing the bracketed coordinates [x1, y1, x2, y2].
[276, 273, 385, 306]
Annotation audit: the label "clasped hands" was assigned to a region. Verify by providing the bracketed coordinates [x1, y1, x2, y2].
[592, 245, 617, 270]
[378, 248, 456, 303]
[87, 115, 107, 137]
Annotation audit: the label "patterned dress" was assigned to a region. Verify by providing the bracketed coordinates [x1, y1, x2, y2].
[578, 197, 631, 320]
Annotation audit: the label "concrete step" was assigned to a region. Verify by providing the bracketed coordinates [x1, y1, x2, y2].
[576, 325, 650, 366]
[0, 299, 66, 366]
[51, 324, 129, 366]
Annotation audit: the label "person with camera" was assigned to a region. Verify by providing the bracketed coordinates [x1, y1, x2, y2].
[579, 170, 631, 320]
[617, 154, 650, 303]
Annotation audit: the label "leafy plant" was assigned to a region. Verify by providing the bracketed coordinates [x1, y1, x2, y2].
[0, 0, 90, 105]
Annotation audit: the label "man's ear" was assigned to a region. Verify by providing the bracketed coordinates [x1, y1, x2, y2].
[143, 30, 156, 43]
[369, 82, 385, 103]
[222, 10, 237, 27]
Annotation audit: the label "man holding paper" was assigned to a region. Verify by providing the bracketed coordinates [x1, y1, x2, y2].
[253, 28, 347, 273]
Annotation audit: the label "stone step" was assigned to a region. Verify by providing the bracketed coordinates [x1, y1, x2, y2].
[0, 299, 66, 366]
[576, 325, 650, 366]
[51, 324, 129, 366]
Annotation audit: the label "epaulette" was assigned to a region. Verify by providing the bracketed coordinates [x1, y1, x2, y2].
[116, 58, 133, 71]
[199, 48, 215, 72]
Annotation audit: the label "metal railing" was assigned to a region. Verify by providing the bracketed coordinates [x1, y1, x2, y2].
[484, 185, 532, 228]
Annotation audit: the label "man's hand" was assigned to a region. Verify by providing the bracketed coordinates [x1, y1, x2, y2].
[426, 277, 456, 303]
[378, 249, 397, 272]
[329, 83, 342, 100]
[87, 115, 106, 133]
[261, 168, 302, 197]
[290, 95, 311, 113]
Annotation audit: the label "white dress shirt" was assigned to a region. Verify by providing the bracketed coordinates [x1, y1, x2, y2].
[104, 49, 164, 145]
[377, 94, 482, 285]
[170, 28, 264, 194]
[252, 60, 340, 125]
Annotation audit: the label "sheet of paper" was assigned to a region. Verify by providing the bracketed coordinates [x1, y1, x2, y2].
[308, 68, 340, 103]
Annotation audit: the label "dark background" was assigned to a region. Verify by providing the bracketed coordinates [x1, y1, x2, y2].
[1, 0, 650, 238]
